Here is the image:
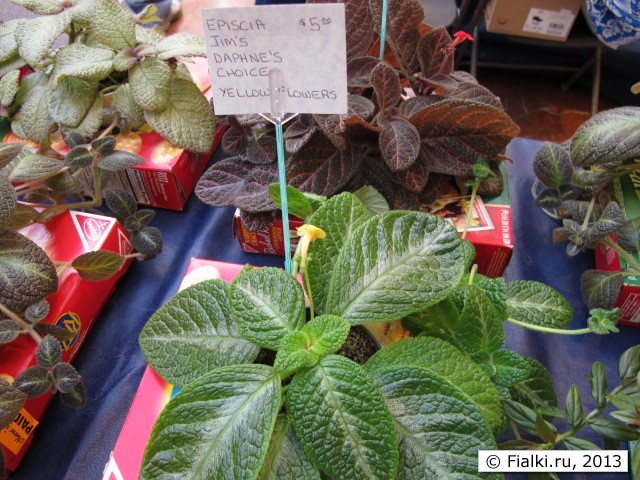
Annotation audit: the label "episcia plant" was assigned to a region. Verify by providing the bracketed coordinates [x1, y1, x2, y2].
[137, 190, 627, 480]
[194, 0, 520, 232]
[532, 106, 640, 316]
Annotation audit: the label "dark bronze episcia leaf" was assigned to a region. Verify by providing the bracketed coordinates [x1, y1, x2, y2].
[196, 156, 278, 212]
[370, 61, 402, 112]
[44, 171, 84, 195]
[132, 226, 162, 257]
[347, 56, 378, 88]
[221, 126, 248, 155]
[104, 188, 137, 221]
[410, 99, 520, 176]
[533, 141, 573, 189]
[447, 82, 503, 109]
[288, 134, 363, 197]
[0, 380, 27, 429]
[388, 151, 430, 192]
[284, 115, 317, 154]
[378, 117, 420, 171]
[0, 319, 20, 344]
[615, 217, 640, 254]
[0, 230, 57, 311]
[99, 150, 144, 171]
[13, 365, 50, 397]
[371, 0, 423, 71]
[571, 106, 640, 167]
[0, 142, 25, 170]
[33, 322, 77, 342]
[59, 380, 86, 408]
[581, 270, 624, 310]
[9, 153, 64, 182]
[52, 362, 82, 393]
[36, 335, 62, 368]
[416, 27, 454, 80]
[343, 115, 381, 148]
[24, 299, 50, 322]
[239, 210, 274, 232]
[91, 136, 117, 156]
[246, 135, 277, 165]
[0, 175, 16, 229]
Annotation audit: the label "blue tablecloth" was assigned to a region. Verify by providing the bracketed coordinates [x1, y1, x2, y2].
[9, 138, 640, 480]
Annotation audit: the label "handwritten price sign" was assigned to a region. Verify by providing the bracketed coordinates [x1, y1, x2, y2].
[201, 4, 347, 115]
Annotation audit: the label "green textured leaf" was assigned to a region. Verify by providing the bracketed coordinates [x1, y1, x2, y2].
[364, 336, 502, 432]
[13, 365, 49, 397]
[608, 393, 640, 411]
[587, 308, 620, 334]
[588, 417, 640, 441]
[457, 285, 504, 354]
[326, 211, 465, 324]
[307, 192, 371, 316]
[20, 82, 53, 143]
[474, 276, 508, 321]
[129, 57, 171, 112]
[565, 385, 584, 428]
[111, 83, 145, 130]
[0, 54, 26, 78]
[36, 335, 62, 368]
[619, 345, 640, 381]
[144, 78, 215, 153]
[0, 142, 25, 169]
[373, 365, 500, 480]
[103, 188, 136, 221]
[303, 314, 350, 356]
[62, 93, 103, 139]
[590, 361, 607, 409]
[492, 349, 531, 388]
[90, 0, 136, 49]
[44, 170, 84, 195]
[268, 184, 313, 220]
[52, 43, 114, 84]
[156, 33, 206, 60]
[571, 106, 640, 167]
[64, 146, 94, 168]
[10, 0, 62, 15]
[0, 175, 16, 230]
[0, 229, 57, 311]
[230, 267, 305, 350]
[581, 270, 624, 310]
[0, 69, 20, 107]
[535, 412, 557, 443]
[91, 136, 116, 156]
[6, 204, 39, 230]
[0, 381, 26, 429]
[8, 153, 63, 182]
[139, 280, 260, 387]
[510, 358, 557, 410]
[112, 49, 138, 72]
[533, 142, 573, 189]
[135, 23, 165, 45]
[15, 12, 71, 66]
[258, 415, 320, 480]
[506, 281, 573, 328]
[0, 20, 19, 63]
[141, 364, 280, 480]
[503, 399, 537, 433]
[616, 217, 640, 254]
[353, 185, 389, 216]
[48, 76, 97, 128]
[287, 355, 398, 480]
[564, 437, 601, 450]
[274, 331, 319, 377]
[99, 150, 144, 171]
[71, 251, 125, 281]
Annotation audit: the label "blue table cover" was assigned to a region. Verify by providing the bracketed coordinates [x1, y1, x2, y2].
[9, 138, 640, 480]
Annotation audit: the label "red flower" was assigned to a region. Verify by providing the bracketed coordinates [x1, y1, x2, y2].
[450, 31, 474, 49]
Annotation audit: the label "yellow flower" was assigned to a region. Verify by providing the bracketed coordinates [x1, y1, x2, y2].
[296, 224, 326, 269]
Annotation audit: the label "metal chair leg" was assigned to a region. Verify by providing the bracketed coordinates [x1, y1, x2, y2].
[591, 45, 602, 116]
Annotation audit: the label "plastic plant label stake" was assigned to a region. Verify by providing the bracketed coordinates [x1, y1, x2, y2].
[201, 4, 347, 115]
[260, 69, 295, 273]
[379, 0, 388, 60]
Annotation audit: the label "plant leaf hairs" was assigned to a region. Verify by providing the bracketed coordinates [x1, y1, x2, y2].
[138, 189, 629, 480]
[194, 0, 520, 231]
[531, 106, 640, 318]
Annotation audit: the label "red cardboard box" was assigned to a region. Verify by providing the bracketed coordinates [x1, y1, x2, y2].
[103, 259, 247, 480]
[0, 211, 133, 474]
[595, 174, 640, 327]
[233, 183, 513, 279]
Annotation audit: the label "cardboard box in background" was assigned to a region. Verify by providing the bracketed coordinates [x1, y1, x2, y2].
[595, 173, 640, 327]
[0, 211, 133, 474]
[233, 175, 513, 279]
[484, 0, 582, 42]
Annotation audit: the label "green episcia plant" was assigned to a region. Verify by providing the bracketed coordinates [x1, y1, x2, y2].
[137, 189, 631, 480]
[532, 106, 640, 314]
[195, 0, 520, 231]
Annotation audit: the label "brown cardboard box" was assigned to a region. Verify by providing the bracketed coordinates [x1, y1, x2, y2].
[484, 0, 583, 42]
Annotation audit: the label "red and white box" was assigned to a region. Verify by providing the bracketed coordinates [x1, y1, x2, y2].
[0, 211, 133, 474]
[103, 259, 247, 480]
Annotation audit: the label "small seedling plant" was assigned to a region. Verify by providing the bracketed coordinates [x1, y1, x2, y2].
[138, 189, 630, 480]
[194, 0, 519, 231]
[532, 106, 640, 316]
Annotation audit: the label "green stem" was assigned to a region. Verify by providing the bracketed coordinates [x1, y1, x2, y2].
[506, 317, 591, 335]
[15, 167, 70, 192]
[604, 237, 640, 272]
[461, 181, 479, 240]
[99, 84, 120, 95]
[97, 119, 118, 140]
[530, 178, 562, 220]
[303, 267, 315, 320]
[615, 164, 640, 174]
[468, 264, 478, 284]
[0, 303, 43, 343]
[622, 270, 640, 277]
[510, 420, 522, 440]
[54, 261, 71, 277]
[123, 253, 145, 260]
[581, 196, 597, 230]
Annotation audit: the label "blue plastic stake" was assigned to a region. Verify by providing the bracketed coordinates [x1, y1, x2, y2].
[268, 69, 293, 274]
[379, 0, 388, 60]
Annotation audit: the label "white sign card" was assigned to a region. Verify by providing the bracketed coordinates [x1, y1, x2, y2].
[201, 4, 347, 115]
